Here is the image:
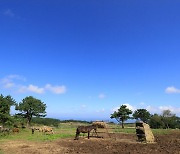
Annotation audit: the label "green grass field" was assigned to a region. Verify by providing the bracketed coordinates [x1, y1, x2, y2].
[0, 122, 90, 142]
[0, 122, 176, 143]
[0, 127, 75, 142]
[0, 149, 3, 154]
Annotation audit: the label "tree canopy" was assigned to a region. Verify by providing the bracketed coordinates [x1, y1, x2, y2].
[0, 94, 16, 126]
[149, 114, 165, 129]
[161, 110, 177, 129]
[110, 105, 132, 128]
[133, 109, 151, 123]
[16, 96, 46, 126]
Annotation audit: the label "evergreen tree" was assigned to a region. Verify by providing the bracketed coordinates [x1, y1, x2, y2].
[110, 105, 132, 128]
[133, 109, 151, 123]
[16, 96, 46, 127]
[0, 94, 16, 126]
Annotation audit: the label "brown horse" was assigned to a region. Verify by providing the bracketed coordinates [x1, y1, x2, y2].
[74, 125, 97, 140]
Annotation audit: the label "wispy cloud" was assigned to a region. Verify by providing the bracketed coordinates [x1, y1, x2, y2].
[145, 105, 158, 113]
[98, 93, 106, 99]
[81, 104, 87, 109]
[139, 102, 145, 106]
[1, 75, 26, 89]
[159, 106, 180, 114]
[0, 75, 67, 95]
[143, 105, 180, 115]
[18, 84, 45, 94]
[123, 103, 136, 111]
[96, 108, 105, 113]
[7, 75, 26, 81]
[45, 84, 66, 94]
[3, 9, 15, 17]
[165, 86, 180, 94]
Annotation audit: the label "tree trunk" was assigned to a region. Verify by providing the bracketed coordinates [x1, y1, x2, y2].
[26, 116, 31, 128]
[26, 119, 30, 128]
[121, 120, 124, 129]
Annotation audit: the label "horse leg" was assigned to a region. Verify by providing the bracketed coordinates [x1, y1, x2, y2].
[88, 131, 90, 139]
[74, 130, 80, 140]
[32, 128, 34, 134]
[95, 129, 98, 137]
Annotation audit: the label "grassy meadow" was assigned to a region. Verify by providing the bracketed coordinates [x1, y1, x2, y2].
[0, 122, 175, 143]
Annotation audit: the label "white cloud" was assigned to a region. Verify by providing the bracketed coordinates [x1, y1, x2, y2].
[98, 93, 106, 99]
[1, 75, 25, 89]
[18, 84, 67, 94]
[45, 84, 66, 94]
[123, 103, 136, 111]
[18, 84, 45, 94]
[112, 103, 136, 112]
[159, 106, 180, 114]
[27, 84, 44, 94]
[7, 75, 26, 81]
[4, 82, 14, 88]
[3, 9, 15, 17]
[0, 75, 66, 95]
[144, 105, 180, 116]
[146, 105, 158, 113]
[165, 86, 180, 94]
[112, 106, 119, 112]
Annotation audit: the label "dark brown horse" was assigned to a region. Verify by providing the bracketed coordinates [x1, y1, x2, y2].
[74, 125, 97, 140]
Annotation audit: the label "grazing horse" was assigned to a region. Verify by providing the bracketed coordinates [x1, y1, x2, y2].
[74, 125, 97, 140]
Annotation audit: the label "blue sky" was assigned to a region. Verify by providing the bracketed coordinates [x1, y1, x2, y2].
[0, 0, 180, 121]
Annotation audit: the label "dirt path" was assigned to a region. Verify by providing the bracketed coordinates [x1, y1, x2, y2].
[0, 132, 180, 154]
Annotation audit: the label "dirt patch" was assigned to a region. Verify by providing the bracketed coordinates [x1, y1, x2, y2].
[0, 140, 67, 154]
[0, 131, 180, 154]
[58, 132, 180, 154]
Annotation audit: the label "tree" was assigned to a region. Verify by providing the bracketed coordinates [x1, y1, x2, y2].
[110, 105, 132, 128]
[162, 110, 176, 129]
[0, 94, 16, 126]
[149, 114, 164, 129]
[175, 116, 180, 129]
[16, 96, 46, 127]
[133, 109, 151, 123]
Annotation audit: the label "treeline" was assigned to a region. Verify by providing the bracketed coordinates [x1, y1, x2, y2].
[61, 119, 90, 124]
[149, 113, 180, 129]
[31, 117, 61, 127]
[32, 118, 90, 127]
